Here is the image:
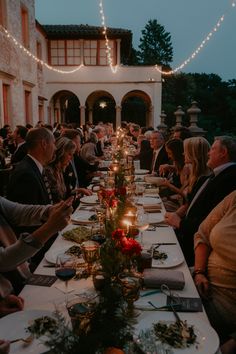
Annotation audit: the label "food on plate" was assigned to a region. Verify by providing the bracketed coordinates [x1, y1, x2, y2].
[152, 248, 168, 262]
[65, 245, 82, 257]
[62, 226, 91, 243]
[153, 320, 197, 348]
[27, 316, 57, 338]
[88, 214, 98, 222]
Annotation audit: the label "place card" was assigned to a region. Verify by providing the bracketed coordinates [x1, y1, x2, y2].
[25, 274, 57, 287]
[167, 295, 203, 312]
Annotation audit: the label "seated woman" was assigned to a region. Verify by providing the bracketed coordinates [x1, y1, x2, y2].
[193, 190, 236, 344]
[45, 137, 76, 203]
[159, 138, 189, 211]
[165, 136, 211, 219]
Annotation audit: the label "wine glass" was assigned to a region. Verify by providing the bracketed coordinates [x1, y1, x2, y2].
[81, 241, 100, 275]
[135, 208, 149, 246]
[55, 253, 76, 304]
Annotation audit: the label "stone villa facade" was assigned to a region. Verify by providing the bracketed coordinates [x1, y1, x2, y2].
[0, 0, 162, 129]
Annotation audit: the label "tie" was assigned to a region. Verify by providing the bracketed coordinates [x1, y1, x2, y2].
[42, 170, 53, 204]
[151, 150, 157, 173]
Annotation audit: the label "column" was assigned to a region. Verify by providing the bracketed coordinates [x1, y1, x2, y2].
[80, 105, 86, 126]
[115, 105, 121, 129]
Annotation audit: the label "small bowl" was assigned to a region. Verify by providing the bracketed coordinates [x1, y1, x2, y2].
[144, 176, 164, 186]
[91, 234, 106, 245]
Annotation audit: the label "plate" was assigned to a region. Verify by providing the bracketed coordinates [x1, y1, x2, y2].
[71, 209, 97, 225]
[152, 244, 184, 268]
[44, 243, 80, 264]
[148, 213, 165, 224]
[137, 196, 161, 206]
[80, 194, 99, 205]
[135, 169, 149, 175]
[0, 309, 54, 354]
[136, 314, 219, 354]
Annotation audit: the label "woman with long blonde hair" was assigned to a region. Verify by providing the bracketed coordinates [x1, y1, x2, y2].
[184, 136, 211, 194]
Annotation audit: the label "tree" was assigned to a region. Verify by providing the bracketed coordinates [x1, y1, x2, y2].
[138, 19, 173, 66]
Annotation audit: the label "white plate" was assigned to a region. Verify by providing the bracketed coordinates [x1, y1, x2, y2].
[80, 194, 99, 205]
[71, 209, 97, 225]
[136, 314, 219, 354]
[135, 169, 149, 175]
[137, 196, 161, 205]
[0, 309, 53, 354]
[148, 213, 165, 224]
[44, 243, 79, 264]
[152, 244, 184, 268]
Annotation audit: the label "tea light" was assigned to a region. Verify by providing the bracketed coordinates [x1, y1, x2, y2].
[124, 210, 136, 224]
[123, 219, 132, 234]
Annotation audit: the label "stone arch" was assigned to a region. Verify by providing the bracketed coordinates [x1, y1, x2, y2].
[85, 91, 116, 126]
[121, 90, 153, 127]
[48, 90, 81, 126]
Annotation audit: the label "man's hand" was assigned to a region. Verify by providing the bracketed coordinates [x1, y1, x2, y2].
[77, 188, 93, 196]
[0, 295, 24, 317]
[164, 212, 181, 228]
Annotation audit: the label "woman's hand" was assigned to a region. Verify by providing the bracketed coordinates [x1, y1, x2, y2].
[0, 295, 24, 317]
[194, 273, 210, 299]
[77, 188, 93, 196]
[164, 212, 181, 228]
[0, 340, 10, 354]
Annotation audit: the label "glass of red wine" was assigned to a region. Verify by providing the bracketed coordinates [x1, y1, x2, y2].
[55, 253, 76, 304]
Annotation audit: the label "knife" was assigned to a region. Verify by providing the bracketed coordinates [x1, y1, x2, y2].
[152, 242, 177, 246]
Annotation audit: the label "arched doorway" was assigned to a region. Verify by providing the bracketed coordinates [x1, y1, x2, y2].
[86, 91, 116, 126]
[49, 90, 80, 125]
[121, 91, 152, 127]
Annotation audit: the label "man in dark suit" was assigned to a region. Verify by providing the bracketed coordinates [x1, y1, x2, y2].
[7, 127, 56, 268]
[10, 125, 28, 165]
[165, 136, 236, 266]
[148, 130, 169, 174]
[7, 127, 55, 205]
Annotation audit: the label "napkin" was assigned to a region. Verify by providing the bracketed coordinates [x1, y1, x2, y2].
[143, 268, 185, 290]
[143, 204, 162, 213]
[53, 280, 74, 293]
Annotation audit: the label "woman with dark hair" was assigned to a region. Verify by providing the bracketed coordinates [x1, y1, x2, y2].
[159, 139, 189, 210]
[44, 137, 76, 203]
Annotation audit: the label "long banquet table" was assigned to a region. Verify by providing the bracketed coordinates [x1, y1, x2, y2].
[15, 194, 221, 354]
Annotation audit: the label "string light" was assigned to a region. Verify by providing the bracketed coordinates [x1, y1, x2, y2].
[99, 1, 235, 76]
[99, 0, 118, 73]
[157, 14, 225, 75]
[0, 25, 83, 74]
[0, 1, 235, 76]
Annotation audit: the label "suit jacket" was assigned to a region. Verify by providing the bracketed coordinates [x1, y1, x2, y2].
[7, 155, 50, 205]
[11, 142, 28, 165]
[138, 140, 153, 170]
[178, 164, 236, 266]
[147, 145, 169, 174]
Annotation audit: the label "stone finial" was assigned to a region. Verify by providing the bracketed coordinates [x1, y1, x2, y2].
[174, 106, 185, 127]
[187, 101, 206, 136]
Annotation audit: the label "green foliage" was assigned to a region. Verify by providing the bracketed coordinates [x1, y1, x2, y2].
[162, 72, 236, 140]
[138, 19, 173, 66]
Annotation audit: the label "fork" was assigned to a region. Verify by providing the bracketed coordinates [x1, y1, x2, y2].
[10, 334, 34, 344]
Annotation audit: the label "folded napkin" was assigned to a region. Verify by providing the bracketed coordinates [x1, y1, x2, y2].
[143, 268, 185, 290]
[143, 204, 162, 213]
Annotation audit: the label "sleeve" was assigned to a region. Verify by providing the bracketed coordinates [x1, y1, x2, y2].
[0, 196, 51, 227]
[194, 191, 236, 249]
[0, 233, 42, 271]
